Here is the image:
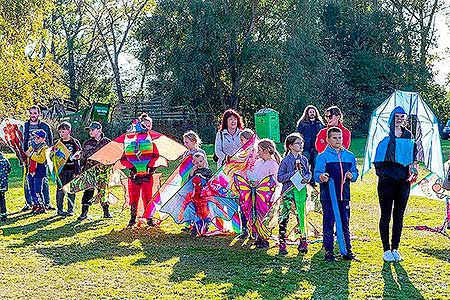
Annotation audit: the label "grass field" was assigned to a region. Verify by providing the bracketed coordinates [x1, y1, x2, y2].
[0, 138, 449, 299]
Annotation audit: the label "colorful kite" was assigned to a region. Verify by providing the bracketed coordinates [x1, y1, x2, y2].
[46, 140, 71, 184]
[0, 118, 26, 166]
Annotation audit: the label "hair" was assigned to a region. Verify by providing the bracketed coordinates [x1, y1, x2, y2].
[283, 132, 304, 156]
[183, 130, 202, 147]
[257, 138, 281, 164]
[327, 126, 342, 138]
[139, 112, 152, 122]
[239, 128, 254, 141]
[29, 105, 41, 114]
[297, 105, 324, 126]
[57, 121, 71, 131]
[193, 152, 206, 160]
[219, 109, 244, 131]
[325, 106, 343, 122]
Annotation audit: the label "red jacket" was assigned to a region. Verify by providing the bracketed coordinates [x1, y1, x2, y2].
[315, 122, 351, 153]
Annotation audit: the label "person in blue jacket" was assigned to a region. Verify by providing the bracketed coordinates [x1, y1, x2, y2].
[0, 152, 11, 221]
[314, 127, 359, 262]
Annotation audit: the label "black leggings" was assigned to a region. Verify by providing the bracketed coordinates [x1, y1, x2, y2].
[377, 178, 410, 251]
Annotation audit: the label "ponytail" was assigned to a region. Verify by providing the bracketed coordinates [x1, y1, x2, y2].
[257, 138, 281, 164]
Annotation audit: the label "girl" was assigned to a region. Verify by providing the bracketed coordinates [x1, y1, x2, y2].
[239, 138, 281, 248]
[277, 133, 311, 255]
[183, 131, 207, 162]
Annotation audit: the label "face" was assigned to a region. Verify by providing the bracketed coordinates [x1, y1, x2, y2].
[240, 136, 249, 146]
[183, 137, 196, 150]
[289, 138, 304, 153]
[29, 108, 40, 123]
[325, 111, 340, 126]
[59, 128, 70, 139]
[227, 116, 238, 131]
[89, 128, 101, 138]
[327, 132, 342, 149]
[394, 113, 406, 127]
[257, 146, 271, 160]
[307, 108, 316, 120]
[33, 135, 45, 144]
[193, 156, 206, 168]
[142, 119, 152, 130]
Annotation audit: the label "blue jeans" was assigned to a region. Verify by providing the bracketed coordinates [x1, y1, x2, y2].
[25, 174, 50, 206]
[28, 175, 48, 207]
[321, 200, 352, 253]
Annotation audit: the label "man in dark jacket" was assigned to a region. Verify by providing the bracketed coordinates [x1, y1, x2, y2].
[297, 105, 324, 185]
[77, 122, 112, 221]
[22, 105, 54, 211]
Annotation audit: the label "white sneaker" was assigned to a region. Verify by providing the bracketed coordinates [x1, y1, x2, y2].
[383, 250, 395, 262]
[392, 249, 403, 262]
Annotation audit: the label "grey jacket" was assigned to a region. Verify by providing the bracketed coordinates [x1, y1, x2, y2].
[214, 129, 241, 167]
[277, 152, 311, 193]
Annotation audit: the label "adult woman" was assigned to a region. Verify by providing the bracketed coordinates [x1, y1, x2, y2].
[214, 109, 244, 167]
[373, 107, 417, 262]
[315, 106, 351, 153]
[297, 105, 324, 182]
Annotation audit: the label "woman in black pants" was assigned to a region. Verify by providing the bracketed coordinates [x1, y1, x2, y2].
[374, 106, 417, 262]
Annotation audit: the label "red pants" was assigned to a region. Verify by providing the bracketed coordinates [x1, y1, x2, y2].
[128, 178, 154, 218]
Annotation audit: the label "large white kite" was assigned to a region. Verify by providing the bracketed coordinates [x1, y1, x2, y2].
[362, 90, 444, 179]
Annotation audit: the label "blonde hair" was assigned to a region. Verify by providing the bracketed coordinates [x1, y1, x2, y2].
[239, 128, 254, 141]
[257, 138, 281, 164]
[193, 152, 206, 160]
[183, 131, 202, 147]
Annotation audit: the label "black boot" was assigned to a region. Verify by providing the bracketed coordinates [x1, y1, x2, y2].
[78, 205, 89, 221]
[102, 204, 112, 218]
[128, 204, 137, 227]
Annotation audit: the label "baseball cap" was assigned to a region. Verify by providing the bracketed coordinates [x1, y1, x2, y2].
[85, 121, 102, 131]
[32, 129, 47, 138]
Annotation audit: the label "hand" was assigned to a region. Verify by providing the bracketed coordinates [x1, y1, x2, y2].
[319, 173, 329, 183]
[25, 150, 31, 157]
[72, 151, 81, 160]
[345, 171, 353, 180]
[50, 146, 58, 153]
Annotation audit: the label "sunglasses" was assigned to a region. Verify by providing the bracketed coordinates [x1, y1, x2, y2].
[325, 114, 334, 119]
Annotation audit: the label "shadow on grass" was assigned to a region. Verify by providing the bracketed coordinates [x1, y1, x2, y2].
[414, 247, 450, 263]
[382, 262, 425, 299]
[36, 227, 352, 299]
[1, 215, 62, 236]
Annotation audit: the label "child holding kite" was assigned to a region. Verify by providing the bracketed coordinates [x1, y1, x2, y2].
[0, 151, 11, 221]
[53, 122, 82, 216]
[25, 129, 50, 214]
[234, 139, 280, 249]
[277, 133, 311, 255]
[314, 127, 359, 262]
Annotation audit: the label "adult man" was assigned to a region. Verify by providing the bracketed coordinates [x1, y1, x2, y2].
[22, 105, 54, 211]
[78, 121, 112, 221]
[296, 105, 324, 184]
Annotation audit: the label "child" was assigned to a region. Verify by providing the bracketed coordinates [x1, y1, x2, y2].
[25, 129, 50, 214]
[243, 138, 281, 248]
[277, 133, 311, 255]
[54, 122, 82, 216]
[183, 131, 207, 162]
[182, 152, 214, 235]
[314, 127, 359, 262]
[0, 152, 11, 221]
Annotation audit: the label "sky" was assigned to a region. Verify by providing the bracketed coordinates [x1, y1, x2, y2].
[433, 2, 450, 86]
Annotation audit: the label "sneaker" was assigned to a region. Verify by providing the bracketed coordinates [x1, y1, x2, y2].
[255, 239, 269, 249]
[127, 221, 136, 228]
[77, 214, 88, 221]
[325, 251, 337, 262]
[298, 239, 308, 254]
[45, 205, 56, 211]
[279, 242, 288, 255]
[147, 218, 155, 227]
[21, 205, 31, 212]
[57, 211, 68, 217]
[31, 205, 39, 212]
[383, 250, 395, 262]
[342, 251, 360, 262]
[103, 212, 112, 219]
[66, 211, 74, 217]
[391, 249, 403, 262]
[34, 207, 46, 214]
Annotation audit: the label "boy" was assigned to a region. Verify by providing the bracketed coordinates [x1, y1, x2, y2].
[0, 152, 11, 221]
[54, 122, 82, 216]
[25, 129, 50, 214]
[314, 127, 359, 262]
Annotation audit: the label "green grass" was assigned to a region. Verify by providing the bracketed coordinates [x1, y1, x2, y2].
[0, 138, 449, 299]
